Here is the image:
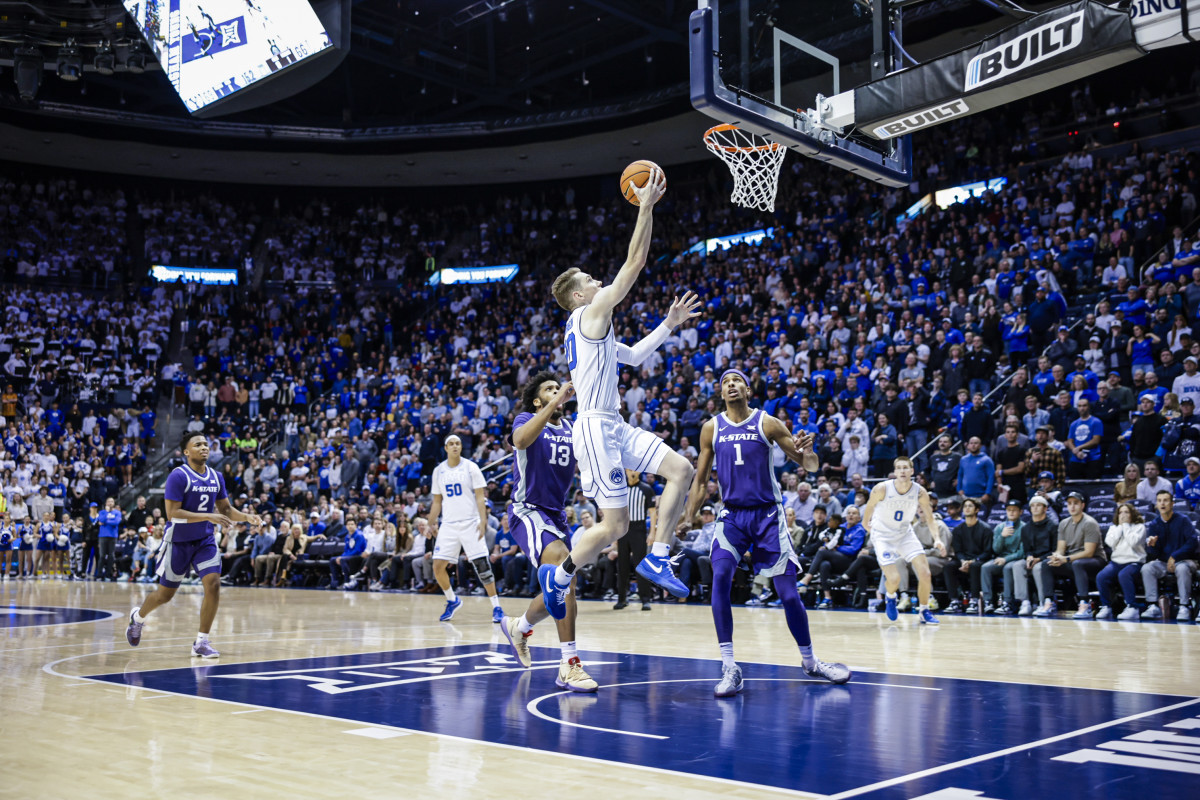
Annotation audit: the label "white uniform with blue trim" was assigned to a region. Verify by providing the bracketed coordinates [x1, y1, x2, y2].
[868, 479, 927, 567]
[565, 305, 669, 509]
[431, 458, 488, 562]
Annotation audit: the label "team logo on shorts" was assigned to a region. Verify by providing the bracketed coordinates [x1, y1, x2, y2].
[609, 468, 626, 486]
[881, 551, 894, 560]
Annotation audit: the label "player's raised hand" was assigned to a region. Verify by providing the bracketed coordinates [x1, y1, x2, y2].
[665, 291, 703, 328]
[631, 166, 667, 207]
[552, 380, 575, 408]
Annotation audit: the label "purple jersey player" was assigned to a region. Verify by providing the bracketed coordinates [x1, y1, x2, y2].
[125, 432, 262, 658]
[498, 372, 598, 693]
[686, 369, 851, 697]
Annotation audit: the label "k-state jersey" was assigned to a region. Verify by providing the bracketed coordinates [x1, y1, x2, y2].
[565, 305, 620, 414]
[713, 410, 783, 507]
[511, 412, 575, 511]
[164, 464, 228, 542]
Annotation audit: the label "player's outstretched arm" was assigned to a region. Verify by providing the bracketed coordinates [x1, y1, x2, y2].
[616, 292, 702, 366]
[585, 167, 667, 323]
[217, 496, 262, 527]
[860, 484, 887, 535]
[684, 418, 717, 526]
[763, 416, 819, 474]
[511, 381, 574, 450]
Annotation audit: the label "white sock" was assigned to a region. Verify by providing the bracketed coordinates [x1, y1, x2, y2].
[196, 632, 209, 642]
[489, 594, 501, 609]
[719, 642, 735, 669]
[651, 542, 670, 558]
[561, 641, 578, 662]
[443, 588, 456, 602]
[553, 565, 572, 585]
[517, 614, 534, 634]
[132, 609, 145, 624]
[886, 592, 897, 600]
[799, 644, 816, 669]
[919, 605, 929, 612]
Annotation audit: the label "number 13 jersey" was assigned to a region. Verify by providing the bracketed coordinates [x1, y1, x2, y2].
[163, 463, 227, 542]
[511, 413, 575, 511]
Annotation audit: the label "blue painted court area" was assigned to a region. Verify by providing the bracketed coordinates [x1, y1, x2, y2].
[89, 645, 1200, 799]
[3, 604, 115, 628]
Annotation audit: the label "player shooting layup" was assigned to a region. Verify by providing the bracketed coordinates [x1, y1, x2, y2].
[126, 432, 263, 657]
[686, 369, 850, 696]
[541, 166, 700, 619]
[499, 371, 598, 693]
[860, 457, 940, 625]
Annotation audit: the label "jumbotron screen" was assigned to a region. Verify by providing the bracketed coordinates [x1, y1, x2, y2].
[123, 0, 333, 113]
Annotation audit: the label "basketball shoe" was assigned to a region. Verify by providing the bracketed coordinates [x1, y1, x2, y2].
[885, 595, 898, 621]
[492, 605, 504, 624]
[439, 597, 462, 622]
[804, 660, 851, 684]
[501, 616, 532, 668]
[125, 608, 143, 647]
[556, 658, 598, 693]
[538, 564, 569, 620]
[714, 663, 743, 697]
[636, 553, 688, 598]
[191, 639, 219, 658]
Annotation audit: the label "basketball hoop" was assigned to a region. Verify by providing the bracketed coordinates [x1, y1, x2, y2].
[703, 124, 787, 213]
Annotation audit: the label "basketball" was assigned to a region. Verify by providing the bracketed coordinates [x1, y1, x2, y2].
[620, 160, 665, 205]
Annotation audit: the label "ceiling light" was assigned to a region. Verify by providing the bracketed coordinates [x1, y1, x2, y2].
[126, 43, 146, 74]
[14, 46, 42, 101]
[94, 42, 115, 75]
[57, 41, 82, 82]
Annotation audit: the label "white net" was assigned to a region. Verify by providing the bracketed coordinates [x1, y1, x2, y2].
[704, 124, 787, 213]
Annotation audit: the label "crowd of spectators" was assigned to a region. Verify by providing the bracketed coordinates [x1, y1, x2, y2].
[2, 71, 1199, 619]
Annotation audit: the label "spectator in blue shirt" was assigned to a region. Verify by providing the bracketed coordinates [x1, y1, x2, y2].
[96, 497, 122, 581]
[1066, 399, 1105, 480]
[1138, 371, 1169, 412]
[1173, 457, 1200, 509]
[957, 437, 997, 506]
[329, 520, 366, 589]
[1140, 491, 1200, 621]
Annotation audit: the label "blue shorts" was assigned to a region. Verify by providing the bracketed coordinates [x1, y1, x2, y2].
[711, 504, 799, 579]
[509, 502, 569, 567]
[36, 542, 55, 551]
[157, 536, 221, 588]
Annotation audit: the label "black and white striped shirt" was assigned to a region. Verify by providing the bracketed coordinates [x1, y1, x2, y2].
[627, 481, 655, 524]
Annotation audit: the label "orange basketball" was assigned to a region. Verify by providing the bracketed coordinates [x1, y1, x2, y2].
[620, 160, 665, 205]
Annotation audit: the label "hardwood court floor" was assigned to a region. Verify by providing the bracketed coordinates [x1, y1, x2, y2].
[3, 580, 1197, 800]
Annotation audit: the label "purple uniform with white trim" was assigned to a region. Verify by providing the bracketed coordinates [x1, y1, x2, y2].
[158, 463, 227, 588]
[711, 409, 798, 577]
[509, 412, 575, 566]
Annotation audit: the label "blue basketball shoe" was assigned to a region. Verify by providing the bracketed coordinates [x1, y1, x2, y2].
[919, 609, 940, 625]
[439, 597, 462, 622]
[492, 605, 504, 624]
[636, 553, 688, 598]
[539, 564, 569, 620]
[885, 595, 898, 621]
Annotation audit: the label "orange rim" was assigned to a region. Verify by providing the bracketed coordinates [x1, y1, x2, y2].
[703, 123, 782, 154]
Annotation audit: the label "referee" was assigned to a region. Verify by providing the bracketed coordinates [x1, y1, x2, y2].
[615, 469, 656, 611]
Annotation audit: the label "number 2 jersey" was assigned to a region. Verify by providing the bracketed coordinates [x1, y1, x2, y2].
[163, 463, 228, 542]
[511, 412, 575, 512]
[713, 409, 783, 507]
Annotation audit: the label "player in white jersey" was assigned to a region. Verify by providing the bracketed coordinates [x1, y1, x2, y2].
[861, 456, 940, 625]
[542, 167, 701, 617]
[428, 435, 504, 624]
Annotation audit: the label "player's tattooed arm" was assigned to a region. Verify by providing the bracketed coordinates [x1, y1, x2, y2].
[685, 418, 717, 526]
[512, 381, 574, 450]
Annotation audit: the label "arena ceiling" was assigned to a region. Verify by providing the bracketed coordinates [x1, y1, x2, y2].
[0, 1, 1090, 186]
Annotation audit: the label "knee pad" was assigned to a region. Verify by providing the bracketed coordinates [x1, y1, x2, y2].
[471, 557, 495, 584]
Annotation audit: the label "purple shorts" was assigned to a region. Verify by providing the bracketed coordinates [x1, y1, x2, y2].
[710, 505, 799, 579]
[509, 502, 569, 567]
[157, 536, 221, 588]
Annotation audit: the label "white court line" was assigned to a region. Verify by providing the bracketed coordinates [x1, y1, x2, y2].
[42, 640, 823, 800]
[527, 677, 937, 740]
[826, 696, 1200, 800]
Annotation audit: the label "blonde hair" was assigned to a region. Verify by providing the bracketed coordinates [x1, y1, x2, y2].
[551, 267, 586, 311]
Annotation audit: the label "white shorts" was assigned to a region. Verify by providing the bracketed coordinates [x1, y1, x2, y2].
[574, 411, 670, 509]
[873, 528, 927, 568]
[432, 519, 488, 562]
